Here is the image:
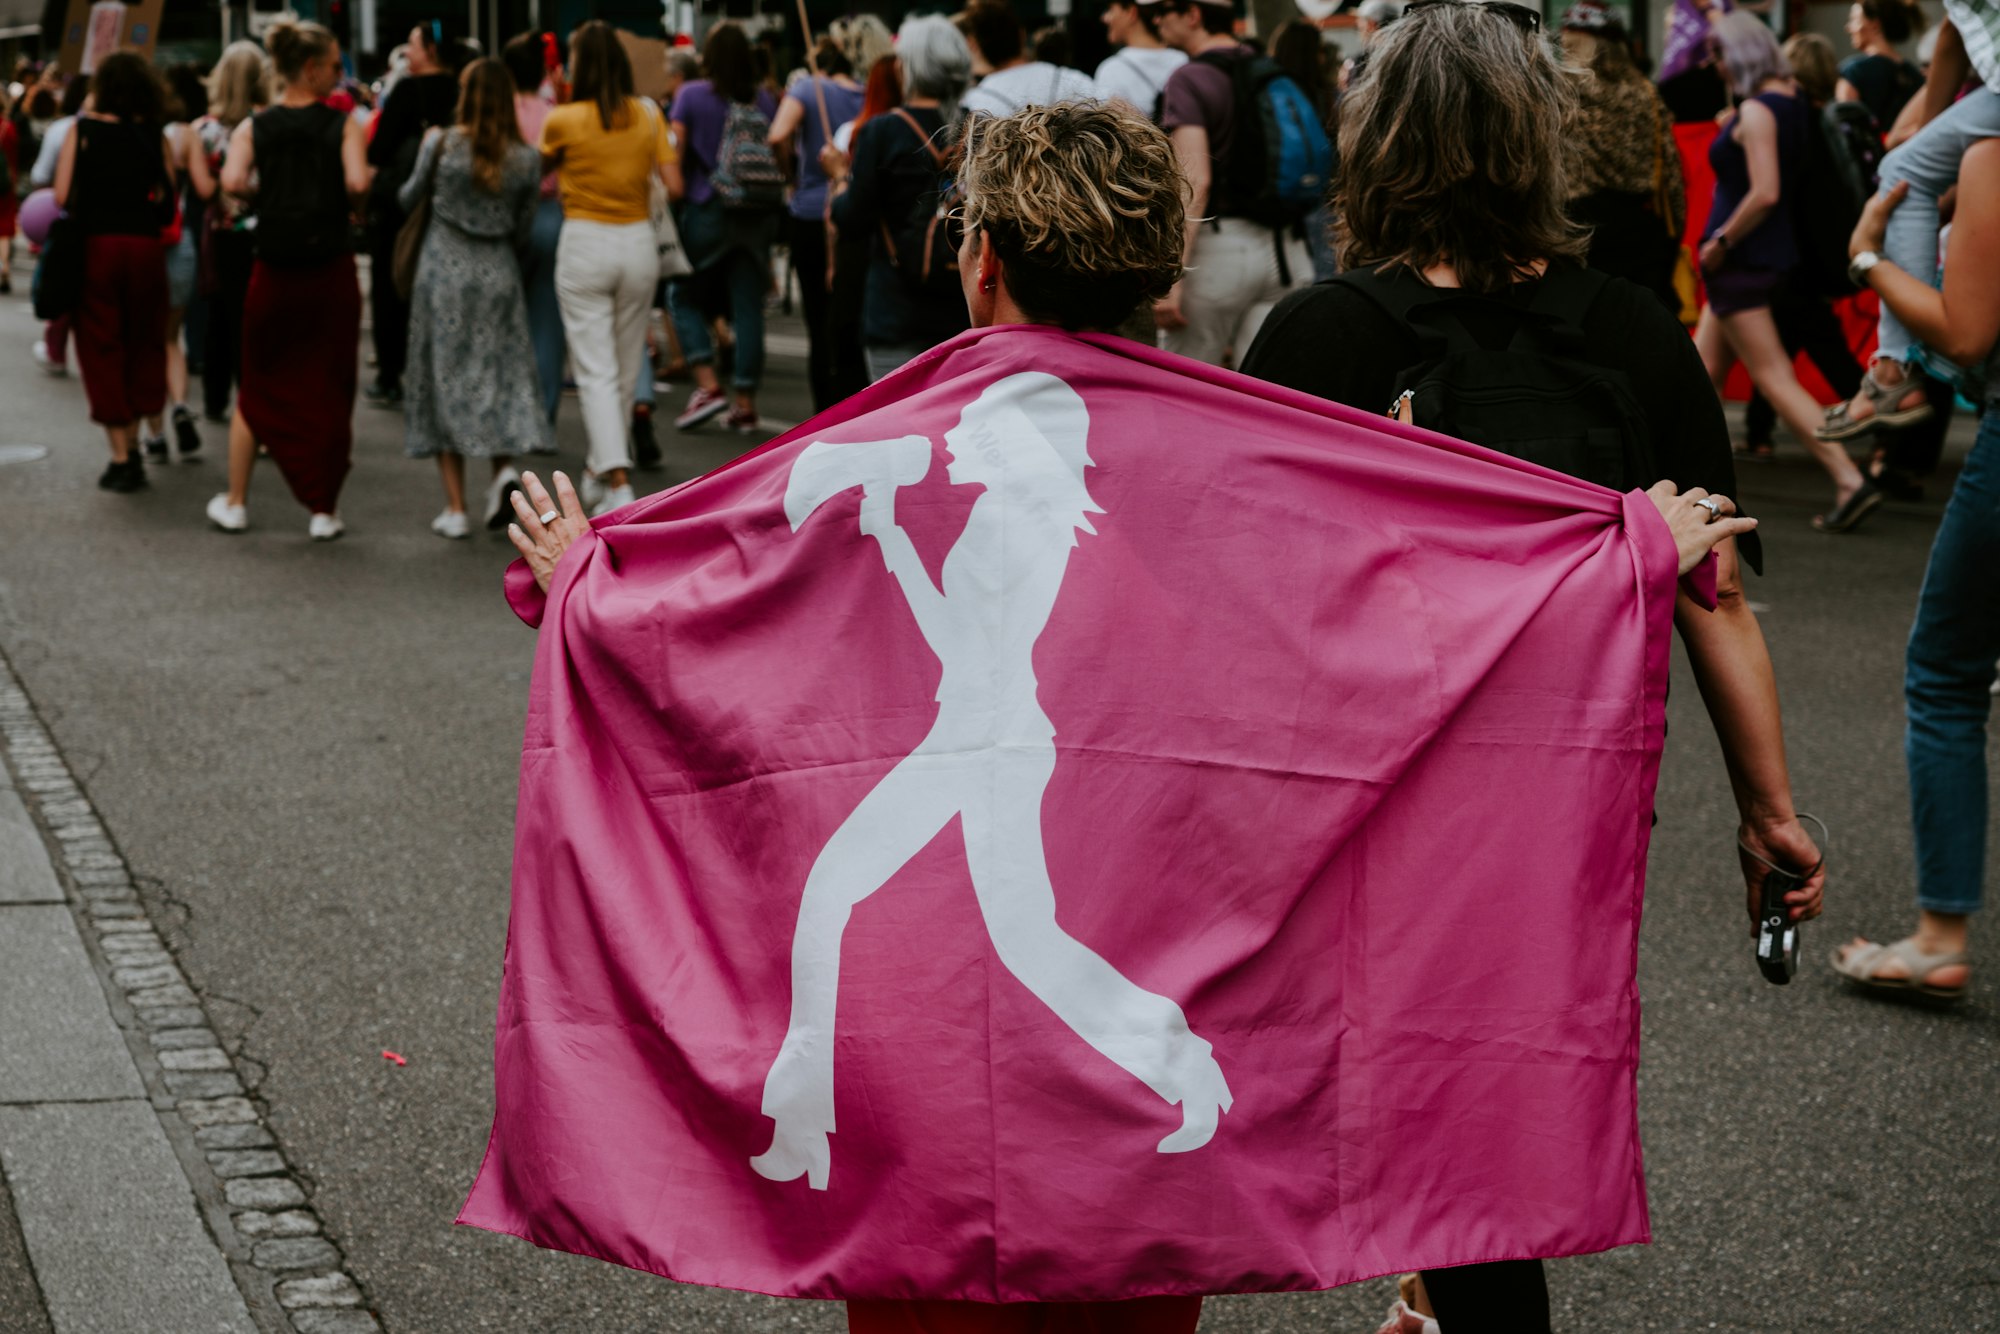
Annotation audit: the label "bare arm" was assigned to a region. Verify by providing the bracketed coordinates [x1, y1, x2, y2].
[340, 116, 372, 201]
[768, 92, 805, 171]
[183, 124, 217, 201]
[1851, 142, 2000, 366]
[220, 118, 255, 198]
[1673, 538, 1827, 929]
[1919, 19, 1970, 130]
[1154, 123, 1210, 329]
[1700, 100, 1779, 272]
[52, 120, 77, 207]
[1834, 77, 1862, 105]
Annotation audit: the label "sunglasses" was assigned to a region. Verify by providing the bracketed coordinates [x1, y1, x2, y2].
[1402, 0, 1544, 32]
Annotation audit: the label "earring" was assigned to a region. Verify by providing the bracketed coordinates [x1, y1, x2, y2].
[980, 278, 996, 293]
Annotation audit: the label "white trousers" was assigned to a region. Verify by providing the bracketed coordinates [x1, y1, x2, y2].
[554, 218, 654, 476]
[1163, 216, 1313, 369]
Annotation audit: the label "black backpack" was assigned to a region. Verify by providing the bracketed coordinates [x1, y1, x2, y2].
[879, 108, 963, 302]
[252, 106, 349, 267]
[1792, 104, 1874, 298]
[1335, 265, 1655, 492]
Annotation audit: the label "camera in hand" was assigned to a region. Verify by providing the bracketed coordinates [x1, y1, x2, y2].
[1755, 863, 1805, 985]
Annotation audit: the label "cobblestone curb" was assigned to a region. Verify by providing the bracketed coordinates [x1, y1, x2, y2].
[0, 652, 384, 1334]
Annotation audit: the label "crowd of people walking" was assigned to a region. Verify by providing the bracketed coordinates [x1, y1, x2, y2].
[2, 0, 1995, 1329]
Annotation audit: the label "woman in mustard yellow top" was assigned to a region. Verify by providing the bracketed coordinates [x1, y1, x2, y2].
[538, 20, 681, 516]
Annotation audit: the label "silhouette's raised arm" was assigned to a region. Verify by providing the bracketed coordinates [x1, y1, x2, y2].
[860, 503, 953, 647]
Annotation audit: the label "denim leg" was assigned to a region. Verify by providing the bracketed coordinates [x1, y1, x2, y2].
[1906, 412, 2000, 915]
[1876, 88, 2000, 363]
[728, 251, 766, 391]
[666, 273, 716, 368]
[526, 198, 566, 424]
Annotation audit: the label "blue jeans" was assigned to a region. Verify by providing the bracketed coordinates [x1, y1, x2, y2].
[1906, 410, 2000, 914]
[1876, 87, 2000, 364]
[523, 196, 566, 425]
[666, 199, 768, 392]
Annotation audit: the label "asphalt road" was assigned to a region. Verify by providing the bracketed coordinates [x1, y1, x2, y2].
[0, 279, 1993, 1334]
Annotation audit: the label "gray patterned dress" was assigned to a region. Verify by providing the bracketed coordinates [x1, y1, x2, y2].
[398, 131, 551, 458]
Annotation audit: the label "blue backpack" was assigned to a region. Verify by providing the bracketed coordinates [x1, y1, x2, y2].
[1196, 50, 1332, 229]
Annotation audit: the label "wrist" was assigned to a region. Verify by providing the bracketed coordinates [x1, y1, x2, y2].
[1738, 805, 1799, 836]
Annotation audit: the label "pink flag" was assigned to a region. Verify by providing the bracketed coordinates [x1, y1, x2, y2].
[460, 327, 1687, 1302]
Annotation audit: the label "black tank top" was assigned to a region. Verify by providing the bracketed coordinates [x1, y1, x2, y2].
[251, 103, 351, 264]
[72, 118, 171, 237]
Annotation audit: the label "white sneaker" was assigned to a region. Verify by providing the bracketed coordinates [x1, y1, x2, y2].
[482, 465, 521, 530]
[431, 509, 471, 539]
[31, 340, 66, 376]
[578, 470, 605, 512]
[589, 483, 635, 518]
[308, 512, 345, 541]
[205, 494, 247, 532]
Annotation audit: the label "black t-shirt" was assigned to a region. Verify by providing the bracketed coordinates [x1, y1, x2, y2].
[1839, 53, 1925, 133]
[1239, 265, 1761, 571]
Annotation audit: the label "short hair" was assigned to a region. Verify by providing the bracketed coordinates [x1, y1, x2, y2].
[1336, 0, 1585, 295]
[1160, 0, 1237, 37]
[666, 50, 700, 82]
[568, 20, 635, 130]
[963, 0, 1025, 67]
[501, 32, 546, 95]
[1782, 32, 1838, 106]
[1710, 9, 1788, 99]
[206, 40, 269, 125]
[265, 19, 337, 83]
[959, 100, 1187, 331]
[89, 52, 164, 123]
[897, 16, 974, 125]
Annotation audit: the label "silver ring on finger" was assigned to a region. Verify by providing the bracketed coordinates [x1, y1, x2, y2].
[1694, 497, 1723, 522]
[538, 509, 560, 525]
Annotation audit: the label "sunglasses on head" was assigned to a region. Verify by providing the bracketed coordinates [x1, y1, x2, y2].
[1402, 0, 1544, 32]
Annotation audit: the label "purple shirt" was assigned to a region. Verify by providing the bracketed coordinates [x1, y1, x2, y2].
[669, 79, 780, 206]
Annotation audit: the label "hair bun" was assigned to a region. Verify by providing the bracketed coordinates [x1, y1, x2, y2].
[265, 19, 300, 59]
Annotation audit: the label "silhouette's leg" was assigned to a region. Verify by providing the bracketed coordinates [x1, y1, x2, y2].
[960, 748, 1229, 1151]
[754, 756, 961, 1185]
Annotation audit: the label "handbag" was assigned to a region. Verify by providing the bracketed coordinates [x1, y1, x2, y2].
[391, 193, 430, 299]
[647, 104, 693, 280]
[33, 213, 84, 320]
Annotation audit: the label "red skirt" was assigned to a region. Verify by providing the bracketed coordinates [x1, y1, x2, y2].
[75, 235, 167, 427]
[240, 254, 360, 514]
[846, 1298, 1203, 1334]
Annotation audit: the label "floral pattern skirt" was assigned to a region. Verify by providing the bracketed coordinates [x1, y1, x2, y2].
[403, 219, 553, 460]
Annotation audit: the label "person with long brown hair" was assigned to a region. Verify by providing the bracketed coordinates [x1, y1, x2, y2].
[1241, 7, 1823, 1317]
[206, 19, 370, 539]
[539, 19, 681, 516]
[666, 21, 783, 433]
[53, 52, 176, 493]
[400, 56, 550, 538]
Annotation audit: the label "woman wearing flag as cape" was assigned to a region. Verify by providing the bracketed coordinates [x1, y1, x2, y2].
[496, 98, 1760, 1334]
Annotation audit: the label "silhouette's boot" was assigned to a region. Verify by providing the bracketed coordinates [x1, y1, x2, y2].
[750, 1121, 832, 1190]
[1157, 1056, 1232, 1154]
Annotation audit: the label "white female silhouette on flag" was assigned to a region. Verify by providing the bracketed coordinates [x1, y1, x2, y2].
[750, 372, 1233, 1191]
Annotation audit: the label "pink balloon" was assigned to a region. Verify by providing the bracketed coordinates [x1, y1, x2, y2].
[18, 189, 59, 247]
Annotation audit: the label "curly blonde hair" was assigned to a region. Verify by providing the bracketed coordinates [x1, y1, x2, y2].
[958, 100, 1186, 331]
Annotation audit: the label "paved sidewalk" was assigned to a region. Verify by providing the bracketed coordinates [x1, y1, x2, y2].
[0, 658, 377, 1334]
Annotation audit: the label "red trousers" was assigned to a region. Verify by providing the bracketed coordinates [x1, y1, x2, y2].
[239, 255, 360, 514]
[846, 1298, 1203, 1334]
[75, 235, 167, 427]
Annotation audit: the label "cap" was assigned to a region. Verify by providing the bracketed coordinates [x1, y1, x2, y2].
[1560, 0, 1618, 30]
